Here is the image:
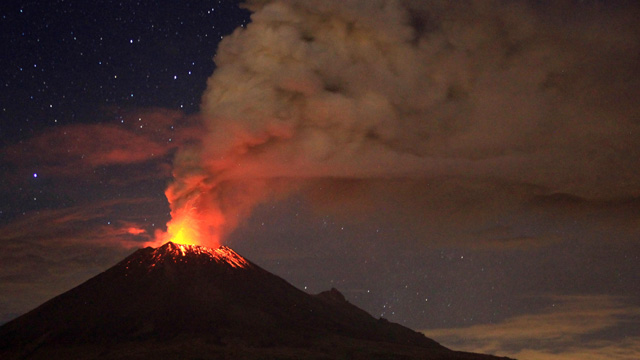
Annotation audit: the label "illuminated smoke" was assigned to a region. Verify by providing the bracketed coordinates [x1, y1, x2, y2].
[163, 0, 640, 246]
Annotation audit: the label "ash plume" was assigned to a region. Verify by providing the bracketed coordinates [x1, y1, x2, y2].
[165, 0, 640, 246]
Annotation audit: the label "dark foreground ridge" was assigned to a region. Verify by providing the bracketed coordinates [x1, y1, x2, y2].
[0, 242, 515, 359]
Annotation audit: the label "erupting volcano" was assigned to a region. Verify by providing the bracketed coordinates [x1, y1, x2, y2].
[141, 242, 249, 269]
[0, 242, 512, 360]
[159, 192, 226, 248]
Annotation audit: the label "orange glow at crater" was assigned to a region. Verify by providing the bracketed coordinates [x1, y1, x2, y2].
[152, 193, 226, 249]
[152, 242, 250, 268]
[166, 216, 200, 246]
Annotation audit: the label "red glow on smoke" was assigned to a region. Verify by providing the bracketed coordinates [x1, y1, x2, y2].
[151, 193, 226, 249]
[127, 227, 146, 235]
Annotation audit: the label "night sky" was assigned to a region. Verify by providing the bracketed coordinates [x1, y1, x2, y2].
[2, 1, 640, 359]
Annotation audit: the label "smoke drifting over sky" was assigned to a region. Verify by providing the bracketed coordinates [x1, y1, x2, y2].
[166, 0, 640, 246]
[2, 1, 640, 358]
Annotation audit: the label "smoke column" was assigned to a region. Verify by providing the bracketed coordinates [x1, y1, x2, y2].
[162, 0, 640, 247]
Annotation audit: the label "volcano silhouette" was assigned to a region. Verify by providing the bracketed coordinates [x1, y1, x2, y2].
[0, 242, 513, 359]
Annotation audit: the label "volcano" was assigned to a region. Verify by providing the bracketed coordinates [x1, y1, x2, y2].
[0, 242, 513, 359]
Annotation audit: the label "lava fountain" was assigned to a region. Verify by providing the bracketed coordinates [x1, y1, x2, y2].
[149, 187, 228, 248]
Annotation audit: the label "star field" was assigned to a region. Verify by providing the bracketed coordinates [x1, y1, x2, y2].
[1, 0, 249, 142]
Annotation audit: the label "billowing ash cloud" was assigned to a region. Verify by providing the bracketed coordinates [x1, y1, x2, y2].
[165, 0, 640, 245]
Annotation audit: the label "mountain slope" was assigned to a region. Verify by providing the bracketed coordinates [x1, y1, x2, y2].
[0, 242, 513, 359]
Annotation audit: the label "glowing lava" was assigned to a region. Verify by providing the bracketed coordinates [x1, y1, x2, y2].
[148, 242, 250, 269]
[158, 196, 224, 248]
[166, 213, 201, 246]
[155, 186, 228, 249]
